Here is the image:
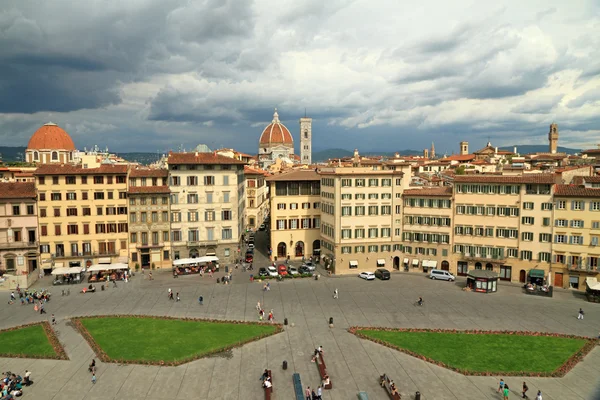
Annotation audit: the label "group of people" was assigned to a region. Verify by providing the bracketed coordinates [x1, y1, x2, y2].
[256, 302, 274, 322]
[305, 385, 323, 400]
[88, 359, 97, 384]
[498, 379, 543, 399]
[260, 369, 272, 389]
[379, 374, 398, 397]
[167, 288, 180, 302]
[8, 288, 51, 306]
[1, 370, 32, 398]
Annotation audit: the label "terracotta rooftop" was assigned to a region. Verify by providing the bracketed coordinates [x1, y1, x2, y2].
[34, 164, 128, 175]
[168, 152, 246, 165]
[453, 174, 557, 184]
[554, 185, 600, 198]
[244, 166, 268, 176]
[581, 148, 600, 155]
[403, 187, 453, 197]
[129, 167, 168, 178]
[0, 182, 36, 199]
[128, 186, 170, 194]
[27, 122, 76, 151]
[442, 154, 476, 162]
[583, 176, 600, 183]
[266, 169, 320, 182]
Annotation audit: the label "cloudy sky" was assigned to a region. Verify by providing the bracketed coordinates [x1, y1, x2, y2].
[0, 0, 599, 155]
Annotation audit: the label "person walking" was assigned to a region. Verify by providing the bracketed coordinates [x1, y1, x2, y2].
[51, 314, 56, 325]
[497, 378, 505, 393]
[522, 381, 529, 398]
[9, 292, 15, 304]
[317, 384, 323, 399]
[112, 278, 118, 288]
[578, 308, 584, 320]
[305, 386, 311, 400]
[176, 292, 180, 302]
[503, 385, 510, 400]
[91, 373, 96, 384]
[535, 390, 542, 400]
[333, 289, 338, 299]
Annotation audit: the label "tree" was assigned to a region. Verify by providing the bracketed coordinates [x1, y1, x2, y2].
[455, 165, 466, 175]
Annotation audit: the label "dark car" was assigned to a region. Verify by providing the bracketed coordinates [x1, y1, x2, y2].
[298, 266, 311, 274]
[246, 247, 254, 254]
[374, 268, 391, 280]
[258, 267, 269, 277]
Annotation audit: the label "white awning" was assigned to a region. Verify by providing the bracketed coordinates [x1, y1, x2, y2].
[205, 252, 216, 256]
[377, 259, 386, 265]
[51, 267, 83, 275]
[422, 260, 438, 268]
[98, 257, 111, 264]
[430, 261, 438, 269]
[349, 260, 358, 267]
[87, 263, 128, 272]
[586, 277, 600, 291]
[403, 258, 409, 264]
[412, 259, 419, 266]
[54, 262, 64, 269]
[173, 256, 219, 266]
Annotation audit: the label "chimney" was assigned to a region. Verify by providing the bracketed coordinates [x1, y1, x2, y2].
[513, 146, 517, 154]
[195, 151, 198, 156]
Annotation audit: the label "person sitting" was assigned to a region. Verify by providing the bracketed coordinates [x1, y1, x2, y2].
[260, 369, 269, 381]
[317, 345, 323, 354]
[262, 377, 272, 389]
[390, 382, 398, 395]
[322, 375, 330, 387]
[311, 349, 319, 362]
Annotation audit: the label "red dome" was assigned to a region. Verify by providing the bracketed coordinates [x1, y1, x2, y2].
[27, 122, 75, 151]
[259, 110, 293, 146]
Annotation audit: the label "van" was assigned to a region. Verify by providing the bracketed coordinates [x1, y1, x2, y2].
[374, 268, 390, 280]
[429, 269, 455, 281]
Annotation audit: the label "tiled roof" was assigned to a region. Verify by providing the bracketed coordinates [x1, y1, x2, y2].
[581, 149, 600, 155]
[244, 166, 268, 176]
[266, 169, 320, 182]
[0, 182, 36, 199]
[442, 154, 475, 162]
[403, 187, 453, 197]
[129, 167, 168, 177]
[583, 176, 600, 183]
[128, 186, 170, 194]
[34, 164, 128, 175]
[554, 185, 600, 198]
[27, 122, 76, 151]
[453, 174, 556, 184]
[168, 152, 246, 165]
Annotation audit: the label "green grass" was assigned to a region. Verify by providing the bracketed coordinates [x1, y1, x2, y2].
[79, 317, 278, 362]
[357, 330, 587, 374]
[0, 325, 57, 358]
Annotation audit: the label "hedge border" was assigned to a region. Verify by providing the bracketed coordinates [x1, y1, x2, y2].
[0, 321, 69, 361]
[349, 326, 598, 377]
[71, 314, 283, 366]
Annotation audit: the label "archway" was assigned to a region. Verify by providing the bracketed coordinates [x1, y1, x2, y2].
[295, 241, 304, 257]
[189, 249, 199, 258]
[393, 256, 400, 270]
[485, 263, 493, 271]
[277, 242, 287, 258]
[475, 262, 482, 269]
[441, 260, 449, 271]
[312, 240, 321, 256]
[519, 269, 526, 283]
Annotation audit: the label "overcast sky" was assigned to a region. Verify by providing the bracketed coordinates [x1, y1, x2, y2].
[0, 0, 599, 155]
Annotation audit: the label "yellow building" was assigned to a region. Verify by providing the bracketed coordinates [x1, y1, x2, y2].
[244, 166, 269, 230]
[452, 175, 555, 282]
[127, 167, 171, 270]
[267, 169, 322, 262]
[402, 187, 453, 272]
[35, 164, 129, 271]
[552, 184, 600, 289]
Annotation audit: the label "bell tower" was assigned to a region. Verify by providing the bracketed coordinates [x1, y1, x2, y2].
[548, 123, 558, 154]
[300, 113, 312, 164]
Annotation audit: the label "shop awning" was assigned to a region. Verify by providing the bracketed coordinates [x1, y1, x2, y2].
[412, 259, 419, 266]
[349, 260, 358, 267]
[586, 277, 600, 291]
[403, 258, 409, 264]
[98, 257, 111, 264]
[377, 259, 386, 265]
[422, 260, 438, 268]
[529, 269, 545, 278]
[51, 267, 83, 275]
[87, 263, 128, 272]
[173, 256, 219, 266]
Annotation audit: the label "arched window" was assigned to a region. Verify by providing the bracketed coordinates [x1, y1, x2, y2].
[189, 249, 199, 258]
[295, 241, 304, 257]
[304, 130, 308, 139]
[277, 242, 287, 258]
[33, 151, 39, 161]
[51, 151, 58, 161]
[485, 263, 493, 271]
[475, 262, 482, 270]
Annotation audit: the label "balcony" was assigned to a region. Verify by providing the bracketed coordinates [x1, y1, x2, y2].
[0, 241, 38, 250]
[566, 263, 599, 274]
[186, 240, 219, 247]
[52, 251, 118, 259]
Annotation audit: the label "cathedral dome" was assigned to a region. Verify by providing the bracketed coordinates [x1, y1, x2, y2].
[27, 122, 76, 151]
[259, 109, 293, 146]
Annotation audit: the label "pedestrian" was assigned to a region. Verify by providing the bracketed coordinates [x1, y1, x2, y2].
[51, 314, 56, 325]
[497, 378, 505, 393]
[535, 390, 542, 400]
[256, 301, 261, 311]
[9, 291, 15, 304]
[149, 272, 153, 280]
[317, 385, 323, 399]
[333, 289, 338, 299]
[305, 386, 311, 400]
[578, 308, 584, 320]
[169, 291, 174, 300]
[176, 292, 180, 302]
[91, 373, 96, 384]
[112, 278, 117, 288]
[522, 381, 528, 398]
[39, 301, 46, 314]
[311, 388, 317, 399]
[168, 288, 172, 299]
[503, 385, 510, 400]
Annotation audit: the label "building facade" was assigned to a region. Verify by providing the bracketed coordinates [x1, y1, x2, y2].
[0, 182, 39, 288]
[244, 166, 269, 230]
[127, 167, 171, 269]
[35, 164, 129, 272]
[167, 152, 245, 264]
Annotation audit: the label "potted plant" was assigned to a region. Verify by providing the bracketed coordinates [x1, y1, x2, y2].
[135, 263, 140, 272]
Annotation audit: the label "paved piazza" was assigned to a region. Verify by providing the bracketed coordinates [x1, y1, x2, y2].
[1, 235, 600, 400]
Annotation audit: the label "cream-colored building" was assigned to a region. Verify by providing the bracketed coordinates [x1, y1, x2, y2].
[0, 182, 39, 288]
[167, 152, 246, 263]
[127, 167, 171, 270]
[452, 175, 556, 282]
[267, 169, 322, 262]
[552, 184, 600, 290]
[35, 164, 130, 272]
[402, 187, 453, 272]
[244, 166, 269, 230]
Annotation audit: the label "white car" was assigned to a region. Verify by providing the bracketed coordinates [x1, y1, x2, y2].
[267, 266, 278, 277]
[287, 266, 299, 275]
[247, 242, 255, 249]
[302, 261, 316, 271]
[359, 271, 376, 280]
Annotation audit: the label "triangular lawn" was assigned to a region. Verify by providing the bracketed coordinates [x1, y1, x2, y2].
[356, 329, 588, 374]
[78, 316, 280, 364]
[0, 323, 60, 358]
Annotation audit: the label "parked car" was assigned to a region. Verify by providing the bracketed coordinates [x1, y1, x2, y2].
[429, 269, 455, 281]
[246, 247, 254, 254]
[298, 266, 311, 274]
[245, 254, 254, 263]
[288, 266, 299, 275]
[374, 268, 391, 280]
[259, 224, 266, 231]
[277, 264, 288, 276]
[247, 242, 255, 249]
[302, 261, 316, 271]
[359, 271, 375, 280]
[267, 266, 278, 277]
[258, 267, 269, 277]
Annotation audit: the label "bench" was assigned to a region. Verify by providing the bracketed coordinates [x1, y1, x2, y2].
[379, 374, 401, 400]
[263, 369, 273, 400]
[315, 352, 333, 390]
[292, 373, 304, 400]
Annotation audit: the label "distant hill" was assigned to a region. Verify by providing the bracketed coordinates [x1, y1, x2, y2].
[312, 148, 421, 162]
[498, 145, 580, 155]
[0, 146, 26, 162]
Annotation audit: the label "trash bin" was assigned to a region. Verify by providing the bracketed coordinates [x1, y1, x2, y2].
[284, 318, 288, 326]
[415, 391, 421, 400]
[282, 360, 288, 370]
[329, 317, 333, 325]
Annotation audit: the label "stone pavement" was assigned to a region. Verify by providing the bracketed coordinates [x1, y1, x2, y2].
[0, 263, 599, 400]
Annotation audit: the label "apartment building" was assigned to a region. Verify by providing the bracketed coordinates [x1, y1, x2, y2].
[167, 152, 246, 263]
[35, 164, 129, 272]
[0, 182, 39, 288]
[244, 166, 269, 230]
[452, 175, 556, 282]
[127, 167, 171, 269]
[402, 187, 453, 272]
[267, 169, 321, 261]
[552, 184, 600, 290]
[319, 166, 405, 273]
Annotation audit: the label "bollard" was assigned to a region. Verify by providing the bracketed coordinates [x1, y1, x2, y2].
[284, 318, 288, 326]
[282, 360, 288, 370]
[415, 391, 421, 400]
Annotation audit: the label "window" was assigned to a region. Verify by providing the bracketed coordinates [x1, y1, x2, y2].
[67, 224, 78, 235]
[355, 193, 365, 200]
[539, 233, 551, 242]
[187, 176, 198, 186]
[152, 212, 158, 222]
[187, 194, 198, 204]
[554, 234, 567, 243]
[51, 193, 61, 201]
[12, 205, 20, 216]
[355, 228, 365, 239]
[522, 216, 534, 225]
[381, 228, 391, 237]
[381, 178, 391, 187]
[222, 228, 232, 240]
[571, 220, 584, 228]
[55, 225, 62, 235]
[499, 265, 512, 281]
[341, 179, 352, 187]
[163, 231, 169, 242]
[381, 206, 391, 215]
[223, 175, 229, 185]
[521, 250, 532, 260]
[368, 245, 378, 253]
[542, 217, 550, 226]
[54, 208, 61, 217]
[222, 210, 232, 220]
[539, 252, 551, 262]
[368, 228, 378, 238]
[290, 203, 298, 210]
[93, 176, 104, 184]
[355, 245, 365, 253]
[368, 193, 378, 200]
[94, 192, 105, 200]
[223, 192, 230, 202]
[151, 197, 158, 205]
[341, 206, 352, 216]
[39, 193, 46, 201]
[82, 192, 88, 200]
[41, 226, 48, 236]
[541, 203, 553, 211]
[162, 211, 168, 222]
[83, 224, 90, 234]
[571, 201, 584, 210]
[507, 248, 518, 258]
[66, 208, 77, 216]
[52, 176, 59, 185]
[571, 235, 584, 245]
[129, 213, 137, 223]
[204, 176, 215, 185]
[355, 206, 365, 216]
[368, 206, 378, 215]
[555, 219, 567, 227]
[341, 246, 351, 254]
[523, 202, 534, 210]
[368, 179, 378, 187]
[172, 230, 182, 242]
[141, 212, 147, 223]
[188, 211, 198, 222]
[341, 229, 352, 239]
[66, 192, 77, 201]
[355, 179, 365, 187]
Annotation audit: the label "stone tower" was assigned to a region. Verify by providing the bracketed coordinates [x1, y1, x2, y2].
[431, 142, 436, 159]
[460, 141, 469, 155]
[548, 123, 558, 154]
[299, 116, 313, 164]
[423, 149, 429, 159]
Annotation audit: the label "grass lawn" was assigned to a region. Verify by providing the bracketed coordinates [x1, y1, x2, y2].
[357, 329, 588, 374]
[79, 317, 278, 362]
[0, 324, 58, 358]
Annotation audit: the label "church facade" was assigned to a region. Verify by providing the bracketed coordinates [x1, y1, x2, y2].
[258, 109, 312, 168]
